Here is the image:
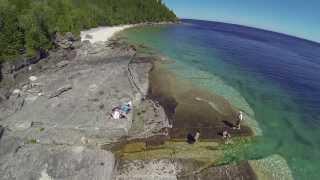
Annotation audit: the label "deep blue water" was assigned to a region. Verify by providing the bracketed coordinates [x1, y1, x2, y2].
[185, 19, 320, 125]
[122, 19, 320, 179]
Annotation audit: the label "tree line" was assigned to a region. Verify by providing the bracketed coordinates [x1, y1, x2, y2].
[0, 0, 177, 62]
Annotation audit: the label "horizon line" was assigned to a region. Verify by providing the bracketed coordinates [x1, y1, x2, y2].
[179, 18, 320, 45]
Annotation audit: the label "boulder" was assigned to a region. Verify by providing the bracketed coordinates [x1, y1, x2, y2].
[65, 32, 77, 41]
[60, 40, 73, 49]
[54, 32, 75, 49]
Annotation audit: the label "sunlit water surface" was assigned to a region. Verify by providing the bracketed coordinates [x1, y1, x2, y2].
[120, 19, 320, 179]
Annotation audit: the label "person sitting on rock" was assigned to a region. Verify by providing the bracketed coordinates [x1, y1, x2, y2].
[121, 101, 132, 114]
[112, 109, 121, 120]
[187, 130, 201, 144]
[187, 133, 196, 144]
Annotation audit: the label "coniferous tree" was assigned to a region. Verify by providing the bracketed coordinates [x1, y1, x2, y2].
[0, 0, 177, 62]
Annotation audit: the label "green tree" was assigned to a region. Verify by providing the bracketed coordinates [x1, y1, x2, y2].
[0, 0, 177, 62]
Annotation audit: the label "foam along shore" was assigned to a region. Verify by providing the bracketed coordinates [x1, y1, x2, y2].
[80, 25, 133, 43]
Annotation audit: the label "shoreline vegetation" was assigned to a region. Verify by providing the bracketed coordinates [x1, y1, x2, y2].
[0, 0, 177, 63]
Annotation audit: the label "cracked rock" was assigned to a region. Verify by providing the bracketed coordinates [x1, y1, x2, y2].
[49, 85, 72, 99]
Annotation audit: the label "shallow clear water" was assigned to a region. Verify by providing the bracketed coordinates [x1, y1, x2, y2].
[120, 19, 320, 179]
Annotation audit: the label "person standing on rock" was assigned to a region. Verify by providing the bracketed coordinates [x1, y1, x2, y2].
[194, 130, 200, 143]
[234, 111, 244, 130]
[222, 129, 231, 144]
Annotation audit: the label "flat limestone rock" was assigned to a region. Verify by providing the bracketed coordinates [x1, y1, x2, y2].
[0, 36, 161, 180]
[0, 144, 115, 180]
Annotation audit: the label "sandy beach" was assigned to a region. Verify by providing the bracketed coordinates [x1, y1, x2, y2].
[80, 25, 133, 43]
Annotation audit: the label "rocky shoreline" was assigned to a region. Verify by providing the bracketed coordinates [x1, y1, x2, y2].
[0, 34, 150, 179]
[0, 29, 293, 180]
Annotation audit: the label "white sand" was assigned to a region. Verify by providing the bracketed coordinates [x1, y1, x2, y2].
[80, 25, 133, 43]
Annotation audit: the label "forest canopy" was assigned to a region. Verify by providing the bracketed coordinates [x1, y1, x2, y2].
[0, 0, 177, 62]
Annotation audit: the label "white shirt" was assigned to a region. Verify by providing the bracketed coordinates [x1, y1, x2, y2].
[239, 112, 243, 121]
[194, 132, 200, 141]
[113, 110, 120, 119]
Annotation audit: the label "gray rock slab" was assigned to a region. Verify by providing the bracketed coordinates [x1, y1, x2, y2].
[1, 42, 145, 145]
[0, 39, 154, 180]
[0, 143, 115, 180]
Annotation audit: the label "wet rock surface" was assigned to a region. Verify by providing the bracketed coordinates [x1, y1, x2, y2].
[249, 155, 294, 180]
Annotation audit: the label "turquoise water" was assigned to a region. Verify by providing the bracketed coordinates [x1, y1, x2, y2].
[120, 20, 320, 179]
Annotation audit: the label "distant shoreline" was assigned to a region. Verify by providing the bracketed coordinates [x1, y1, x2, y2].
[80, 21, 178, 44]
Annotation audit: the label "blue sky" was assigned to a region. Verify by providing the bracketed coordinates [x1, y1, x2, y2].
[163, 0, 320, 43]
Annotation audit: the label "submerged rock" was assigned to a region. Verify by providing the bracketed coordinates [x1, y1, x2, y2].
[249, 154, 294, 180]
